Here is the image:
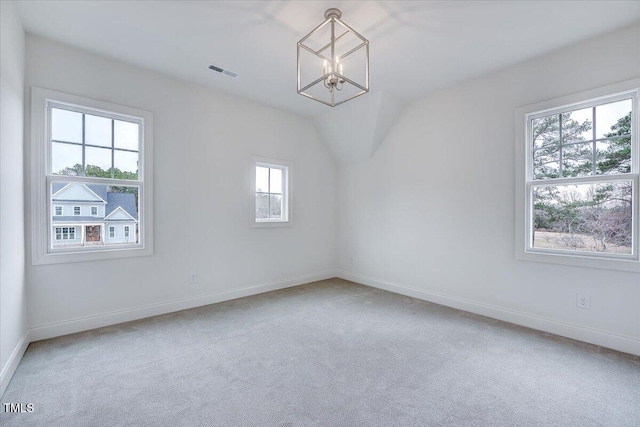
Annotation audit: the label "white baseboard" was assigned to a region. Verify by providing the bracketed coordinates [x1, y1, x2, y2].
[1, 330, 30, 397]
[29, 270, 336, 342]
[339, 271, 640, 356]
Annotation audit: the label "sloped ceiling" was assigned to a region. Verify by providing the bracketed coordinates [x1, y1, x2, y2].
[14, 1, 640, 162]
[313, 92, 404, 163]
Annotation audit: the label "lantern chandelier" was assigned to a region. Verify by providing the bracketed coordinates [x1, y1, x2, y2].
[297, 8, 369, 107]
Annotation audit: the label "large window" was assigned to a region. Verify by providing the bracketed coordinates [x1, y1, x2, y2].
[516, 80, 639, 272]
[31, 87, 154, 264]
[251, 158, 291, 227]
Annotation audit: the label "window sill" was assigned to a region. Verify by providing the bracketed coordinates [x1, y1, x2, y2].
[251, 220, 292, 229]
[34, 245, 152, 265]
[516, 250, 640, 273]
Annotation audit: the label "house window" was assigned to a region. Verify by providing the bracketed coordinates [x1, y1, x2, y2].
[515, 79, 639, 272]
[124, 226, 130, 238]
[109, 226, 115, 238]
[55, 227, 74, 240]
[31, 87, 154, 264]
[251, 158, 291, 227]
[54, 206, 62, 216]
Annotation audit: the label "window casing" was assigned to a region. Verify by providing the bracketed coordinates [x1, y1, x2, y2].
[31, 87, 154, 264]
[109, 226, 115, 238]
[54, 206, 62, 216]
[515, 79, 639, 272]
[250, 157, 291, 228]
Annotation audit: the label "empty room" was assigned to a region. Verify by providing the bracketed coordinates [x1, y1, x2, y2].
[1, 1, 639, 425]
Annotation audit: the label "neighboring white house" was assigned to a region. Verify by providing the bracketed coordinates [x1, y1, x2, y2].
[51, 183, 138, 247]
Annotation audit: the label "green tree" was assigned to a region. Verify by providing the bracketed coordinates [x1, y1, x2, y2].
[57, 163, 138, 180]
[598, 112, 631, 174]
[532, 113, 592, 179]
[532, 109, 632, 252]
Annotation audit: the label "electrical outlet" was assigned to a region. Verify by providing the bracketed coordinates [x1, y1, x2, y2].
[576, 294, 590, 309]
[189, 273, 197, 284]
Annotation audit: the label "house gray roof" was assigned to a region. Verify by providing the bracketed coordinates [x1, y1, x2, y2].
[87, 185, 109, 201]
[106, 192, 138, 220]
[52, 182, 66, 195]
[52, 183, 108, 201]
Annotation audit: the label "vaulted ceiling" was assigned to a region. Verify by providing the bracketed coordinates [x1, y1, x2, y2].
[15, 1, 640, 162]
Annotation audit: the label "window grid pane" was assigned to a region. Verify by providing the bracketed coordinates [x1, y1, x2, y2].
[532, 181, 633, 254]
[50, 181, 140, 249]
[532, 99, 632, 181]
[51, 107, 140, 180]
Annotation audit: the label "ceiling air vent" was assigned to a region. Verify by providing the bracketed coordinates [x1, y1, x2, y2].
[209, 65, 238, 78]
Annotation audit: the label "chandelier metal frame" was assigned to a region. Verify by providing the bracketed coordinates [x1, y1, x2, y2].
[297, 8, 369, 107]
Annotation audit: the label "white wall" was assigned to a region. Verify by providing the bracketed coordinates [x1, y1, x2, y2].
[24, 35, 337, 337]
[0, 1, 28, 394]
[339, 23, 640, 355]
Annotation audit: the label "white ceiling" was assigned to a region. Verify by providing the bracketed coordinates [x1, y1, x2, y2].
[15, 1, 640, 118]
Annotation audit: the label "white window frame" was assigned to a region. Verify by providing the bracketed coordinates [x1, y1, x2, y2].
[73, 206, 81, 216]
[250, 156, 292, 228]
[109, 226, 115, 238]
[90, 206, 98, 216]
[54, 205, 62, 216]
[31, 87, 154, 264]
[515, 78, 639, 272]
[124, 226, 130, 238]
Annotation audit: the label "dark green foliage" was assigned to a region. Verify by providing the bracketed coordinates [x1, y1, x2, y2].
[58, 163, 138, 181]
[598, 112, 631, 174]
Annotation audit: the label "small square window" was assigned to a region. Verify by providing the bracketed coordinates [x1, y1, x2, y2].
[54, 206, 62, 216]
[73, 206, 81, 216]
[91, 206, 98, 216]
